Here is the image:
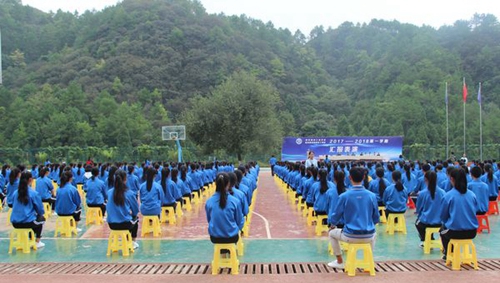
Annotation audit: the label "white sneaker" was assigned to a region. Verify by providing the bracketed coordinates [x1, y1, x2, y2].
[36, 241, 46, 249]
[419, 242, 424, 248]
[133, 241, 139, 249]
[327, 260, 345, 269]
[76, 228, 82, 232]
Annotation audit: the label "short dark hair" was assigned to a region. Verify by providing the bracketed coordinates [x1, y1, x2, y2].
[349, 167, 364, 183]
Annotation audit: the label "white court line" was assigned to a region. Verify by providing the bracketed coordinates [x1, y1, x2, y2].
[251, 211, 272, 239]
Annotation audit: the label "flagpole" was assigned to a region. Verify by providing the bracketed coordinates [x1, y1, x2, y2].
[479, 82, 483, 161]
[463, 77, 466, 156]
[446, 82, 449, 159]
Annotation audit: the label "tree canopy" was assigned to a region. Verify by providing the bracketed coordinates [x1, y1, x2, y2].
[1, 0, 500, 160]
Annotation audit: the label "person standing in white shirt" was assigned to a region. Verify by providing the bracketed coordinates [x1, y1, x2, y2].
[305, 151, 318, 168]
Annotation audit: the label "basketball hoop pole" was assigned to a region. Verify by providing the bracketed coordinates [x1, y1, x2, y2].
[175, 138, 183, 163]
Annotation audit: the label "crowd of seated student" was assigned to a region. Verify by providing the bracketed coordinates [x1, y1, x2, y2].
[1, 159, 260, 252]
[274, 158, 498, 262]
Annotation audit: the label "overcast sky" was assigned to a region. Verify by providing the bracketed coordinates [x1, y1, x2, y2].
[22, 0, 500, 33]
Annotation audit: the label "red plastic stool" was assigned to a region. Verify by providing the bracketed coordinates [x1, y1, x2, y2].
[407, 197, 416, 209]
[488, 201, 499, 215]
[476, 214, 490, 233]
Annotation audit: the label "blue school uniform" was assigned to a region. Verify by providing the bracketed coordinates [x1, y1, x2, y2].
[382, 184, 409, 212]
[416, 188, 445, 225]
[55, 183, 81, 215]
[139, 182, 164, 216]
[85, 177, 107, 205]
[441, 189, 478, 230]
[310, 181, 334, 213]
[126, 173, 141, 197]
[106, 188, 139, 223]
[205, 192, 244, 238]
[11, 188, 45, 224]
[231, 187, 249, 216]
[326, 184, 340, 225]
[158, 179, 177, 206]
[368, 177, 391, 203]
[6, 179, 19, 206]
[35, 176, 54, 200]
[480, 174, 499, 198]
[467, 179, 489, 214]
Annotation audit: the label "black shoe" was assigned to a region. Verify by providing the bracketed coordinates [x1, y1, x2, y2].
[442, 254, 447, 260]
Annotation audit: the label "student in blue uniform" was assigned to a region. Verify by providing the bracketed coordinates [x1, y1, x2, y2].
[327, 167, 380, 269]
[468, 167, 489, 215]
[269, 155, 277, 176]
[228, 172, 249, 217]
[126, 165, 141, 198]
[85, 167, 108, 216]
[369, 167, 390, 206]
[481, 164, 499, 201]
[326, 170, 344, 227]
[35, 167, 56, 210]
[106, 169, 140, 249]
[6, 167, 21, 208]
[159, 167, 178, 210]
[99, 164, 108, 182]
[106, 166, 119, 190]
[402, 164, 417, 193]
[55, 170, 82, 230]
[440, 168, 478, 260]
[139, 167, 164, 217]
[73, 164, 85, 185]
[310, 169, 334, 217]
[235, 169, 252, 206]
[383, 171, 409, 218]
[415, 171, 445, 245]
[205, 172, 244, 244]
[11, 171, 46, 248]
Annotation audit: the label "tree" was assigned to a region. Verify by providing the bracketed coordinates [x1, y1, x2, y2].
[184, 71, 282, 162]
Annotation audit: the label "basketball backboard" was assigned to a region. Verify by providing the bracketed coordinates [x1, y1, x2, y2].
[162, 125, 186, 141]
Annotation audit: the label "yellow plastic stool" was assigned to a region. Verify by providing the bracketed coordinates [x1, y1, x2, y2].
[8, 229, 37, 254]
[315, 215, 329, 236]
[191, 191, 201, 205]
[306, 207, 315, 226]
[86, 207, 104, 225]
[345, 243, 376, 276]
[52, 181, 59, 195]
[182, 197, 192, 212]
[6, 208, 12, 226]
[386, 213, 407, 234]
[423, 227, 442, 254]
[446, 239, 479, 271]
[32, 179, 37, 189]
[378, 207, 387, 224]
[237, 232, 245, 256]
[211, 243, 239, 275]
[54, 216, 77, 237]
[107, 230, 134, 256]
[43, 202, 52, 219]
[160, 207, 176, 225]
[176, 201, 184, 217]
[141, 215, 161, 237]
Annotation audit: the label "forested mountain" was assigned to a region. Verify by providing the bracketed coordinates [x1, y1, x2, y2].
[0, 0, 499, 160]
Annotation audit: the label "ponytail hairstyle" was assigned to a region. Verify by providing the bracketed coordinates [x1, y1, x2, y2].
[235, 170, 244, 188]
[161, 167, 170, 195]
[425, 171, 437, 199]
[228, 172, 237, 193]
[146, 167, 156, 192]
[113, 169, 128, 206]
[180, 166, 187, 182]
[100, 164, 107, 178]
[333, 170, 346, 195]
[311, 166, 319, 181]
[215, 173, 230, 209]
[392, 171, 404, 192]
[60, 170, 73, 188]
[450, 168, 468, 194]
[376, 167, 386, 198]
[404, 164, 411, 181]
[171, 168, 179, 183]
[485, 163, 493, 183]
[319, 169, 328, 194]
[362, 168, 369, 189]
[17, 171, 32, 205]
[77, 163, 82, 175]
[107, 166, 118, 188]
[387, 163, 394, 173]
[91, 167, 99, 180]
[59, 164, 66, 180]
[128, 165, 135, 175]
[39, 167, 48, 178]
[9, 168, 21, 185]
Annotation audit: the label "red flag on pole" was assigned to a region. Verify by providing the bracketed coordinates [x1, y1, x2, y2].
[463, 80, 468, 102]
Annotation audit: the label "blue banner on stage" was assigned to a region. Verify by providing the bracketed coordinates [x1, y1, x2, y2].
[281, 136, 403, 162]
